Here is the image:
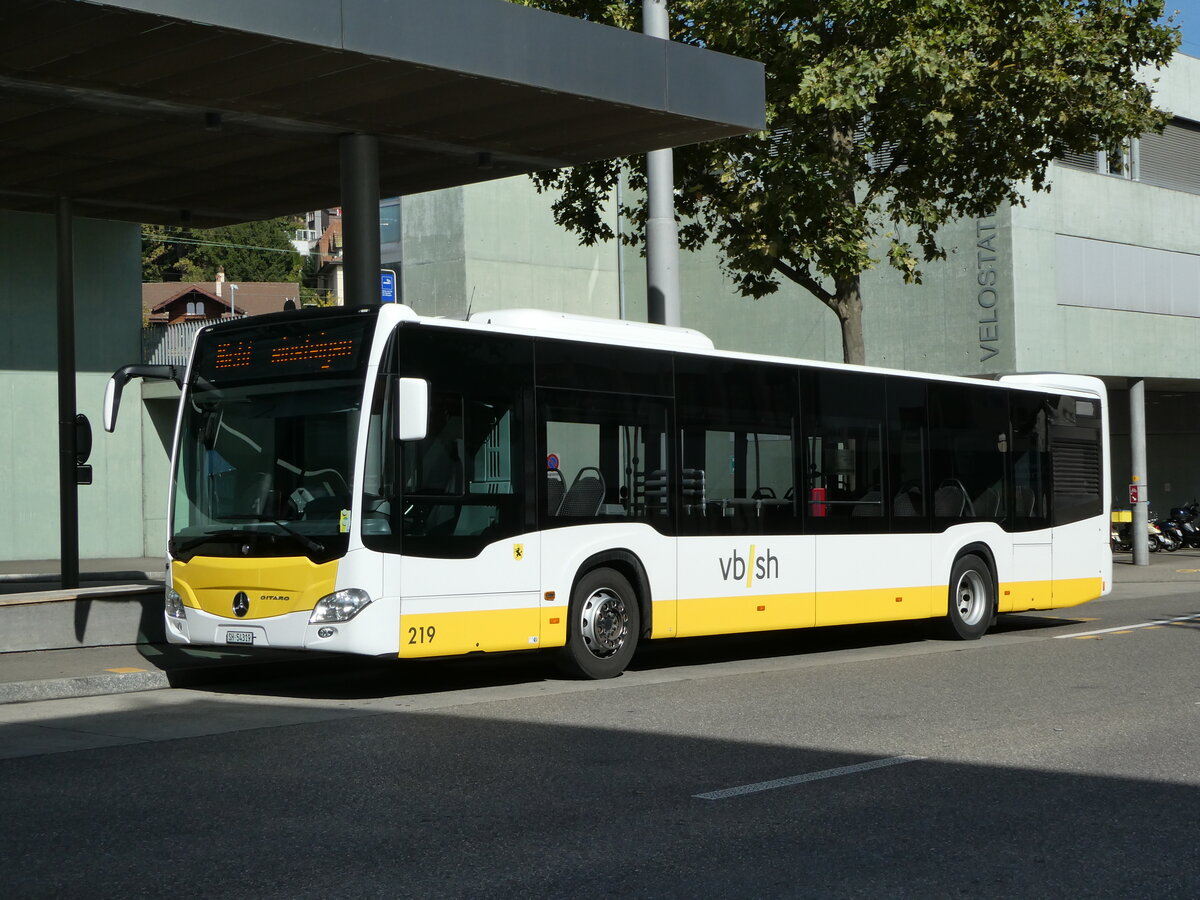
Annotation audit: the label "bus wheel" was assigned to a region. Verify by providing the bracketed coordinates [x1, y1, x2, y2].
[942, 555, 993, 640]
[557, 567, 640, 679]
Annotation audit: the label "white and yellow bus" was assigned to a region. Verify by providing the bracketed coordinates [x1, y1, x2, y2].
[106, 304, 1110, 678]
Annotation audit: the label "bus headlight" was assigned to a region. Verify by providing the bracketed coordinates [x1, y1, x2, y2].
[165, 588, 187, 620]
[309, 588, 373, 624]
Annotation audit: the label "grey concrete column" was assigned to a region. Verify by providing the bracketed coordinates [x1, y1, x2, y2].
[56, 197, 79, 589]
[1130, 379, 1148, 566]
[643, 0, 680, 326]
[340, 134, 382, 307]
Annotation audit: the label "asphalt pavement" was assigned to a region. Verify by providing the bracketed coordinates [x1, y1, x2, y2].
[0, 550, 1194, 705]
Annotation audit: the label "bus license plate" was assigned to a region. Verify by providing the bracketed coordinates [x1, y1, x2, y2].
[225, 630, 255, 645]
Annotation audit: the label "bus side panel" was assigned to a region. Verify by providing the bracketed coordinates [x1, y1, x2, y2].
[540, 523, 676, 641]
[1006, 530, 1053, 613]
[392, 535, 541, 658]
[929, 523, 1012, 619]
[676, 535, 814, 637]
[1050, 517, 1109, 609]
[814, 533, 933, 627]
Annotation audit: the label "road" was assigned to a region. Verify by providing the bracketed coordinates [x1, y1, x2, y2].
[1, 584, 1197, 898]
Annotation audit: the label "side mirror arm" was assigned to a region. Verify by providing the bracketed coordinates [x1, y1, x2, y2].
[103, 364, 182, 432]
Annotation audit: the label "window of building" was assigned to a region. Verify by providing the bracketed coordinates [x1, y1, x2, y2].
[1139, 117, 1200, 195]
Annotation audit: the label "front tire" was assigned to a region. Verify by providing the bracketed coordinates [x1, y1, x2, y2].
[556, 567, 640, 679]
[942, 554, 994, 640]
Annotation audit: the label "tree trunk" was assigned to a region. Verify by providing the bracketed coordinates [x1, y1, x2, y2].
[769, 259, 866, 365]
[833, 275, 866, 366]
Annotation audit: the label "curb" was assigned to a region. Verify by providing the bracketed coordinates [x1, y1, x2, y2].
[0, 670, 171, 704]
[0, 653, 362, 706]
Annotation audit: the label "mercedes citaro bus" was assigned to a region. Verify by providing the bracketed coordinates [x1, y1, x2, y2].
[105, 304, 1110, 678]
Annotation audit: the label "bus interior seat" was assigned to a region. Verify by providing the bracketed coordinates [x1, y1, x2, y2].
[852, 490, 883, 516]
[933, 479, 974, 517]
[546, 468, 565, 515]
[559, 467, 606, 516]
[893, 485, 922, 516]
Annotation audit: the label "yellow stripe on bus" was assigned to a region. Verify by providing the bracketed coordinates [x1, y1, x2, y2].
[1001, 577, 1103, 613]
[399, 608, 540, 658]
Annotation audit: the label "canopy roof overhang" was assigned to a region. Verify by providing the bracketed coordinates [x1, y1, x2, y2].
[0, 0, 765, 226]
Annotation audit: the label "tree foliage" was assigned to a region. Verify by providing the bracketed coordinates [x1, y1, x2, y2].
[142, 216, 305, 284]
[511, 0, 1178, 363]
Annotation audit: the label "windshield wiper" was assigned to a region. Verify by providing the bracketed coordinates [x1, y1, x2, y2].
[221, 515, 327, 554]
[172, 522, 325, 556]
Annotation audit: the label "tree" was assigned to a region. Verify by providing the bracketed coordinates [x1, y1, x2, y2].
[142, 216, 305, 284]
[511, 0, 1178, 363]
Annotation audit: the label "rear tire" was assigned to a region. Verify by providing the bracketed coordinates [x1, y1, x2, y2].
[556, 567, 640, 679]
[942, 554, 994, 641]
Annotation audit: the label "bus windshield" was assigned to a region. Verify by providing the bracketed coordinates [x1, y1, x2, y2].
[169, 312, 376, 562]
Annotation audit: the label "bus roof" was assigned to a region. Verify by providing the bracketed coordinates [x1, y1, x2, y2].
[383, 304, 1104, 400]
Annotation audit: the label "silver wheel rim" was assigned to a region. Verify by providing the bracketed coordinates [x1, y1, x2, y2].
[954, 569, 988, 626]
[579, 587, 629, 659]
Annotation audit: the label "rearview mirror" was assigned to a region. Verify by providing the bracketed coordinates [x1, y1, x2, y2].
[103, 364, 181, 432]
[395, 377, 429, 441]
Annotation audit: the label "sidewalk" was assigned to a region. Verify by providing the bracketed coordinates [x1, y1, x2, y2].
[0, 556, 350, 703]
[0, 551, 1196, 705]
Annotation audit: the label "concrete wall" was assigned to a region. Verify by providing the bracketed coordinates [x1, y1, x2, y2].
[1009, 167, 1200, 379]
[0, 211, 148, 562]
[398, 187, 467, 318]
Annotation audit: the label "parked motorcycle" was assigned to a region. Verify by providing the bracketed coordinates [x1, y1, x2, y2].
[1150, 510, 1183, 552]
[1169, 499, 1200, 548]
[1112, 517, 1160, 552]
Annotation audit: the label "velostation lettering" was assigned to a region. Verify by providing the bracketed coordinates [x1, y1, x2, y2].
[976, 216, 1001, 364]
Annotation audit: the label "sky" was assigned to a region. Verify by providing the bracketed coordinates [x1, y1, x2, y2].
[1167, 1, 1200, 57]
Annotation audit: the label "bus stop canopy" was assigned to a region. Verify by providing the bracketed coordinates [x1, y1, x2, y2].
[0, 0, 765, 226]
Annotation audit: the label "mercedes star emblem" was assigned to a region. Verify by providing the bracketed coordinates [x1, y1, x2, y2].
[232, 591, 250, 618]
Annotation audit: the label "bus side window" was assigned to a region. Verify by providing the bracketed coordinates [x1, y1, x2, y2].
[928, 382, 1009, 524]
[676, 357, 799, 536]
[886, 376, 927, 524]
[803, 370, 885, 529]
[540, 393, 671, 524]
[1010, 392, 1050, 529]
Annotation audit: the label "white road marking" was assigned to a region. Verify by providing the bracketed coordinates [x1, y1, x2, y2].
[693, 755, 925, 801]
[1053, 612, 1200, 639]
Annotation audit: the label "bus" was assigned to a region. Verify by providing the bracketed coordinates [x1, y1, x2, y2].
[104, 304, 1111, 679]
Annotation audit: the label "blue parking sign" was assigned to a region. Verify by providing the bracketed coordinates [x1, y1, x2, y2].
[380, 269, 397, 303]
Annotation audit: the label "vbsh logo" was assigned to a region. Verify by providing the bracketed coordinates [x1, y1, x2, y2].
[718, 545, 779, 587]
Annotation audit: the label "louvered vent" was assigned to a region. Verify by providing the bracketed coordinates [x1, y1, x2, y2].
[1139, 117, 1200, 195]
[1052, 437, 1100, 496]
[1055, 149, 1097, 172]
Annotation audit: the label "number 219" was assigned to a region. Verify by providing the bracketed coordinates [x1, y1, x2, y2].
[407, 625, 436, 644]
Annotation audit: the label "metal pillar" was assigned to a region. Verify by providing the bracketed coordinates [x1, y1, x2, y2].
[56, 197, 79, 589]
[643, 0, 680, 326]
[340, 133, 382, 307]
[1130, 379, 1148, 566]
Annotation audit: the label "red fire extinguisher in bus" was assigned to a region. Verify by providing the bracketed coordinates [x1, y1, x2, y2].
[810, 486, 826, 517]
[809, 469, 827, 517]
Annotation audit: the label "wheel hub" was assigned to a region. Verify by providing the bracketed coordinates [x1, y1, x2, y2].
[580, 588, 628, 658]
[954, 569, 987, 626]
